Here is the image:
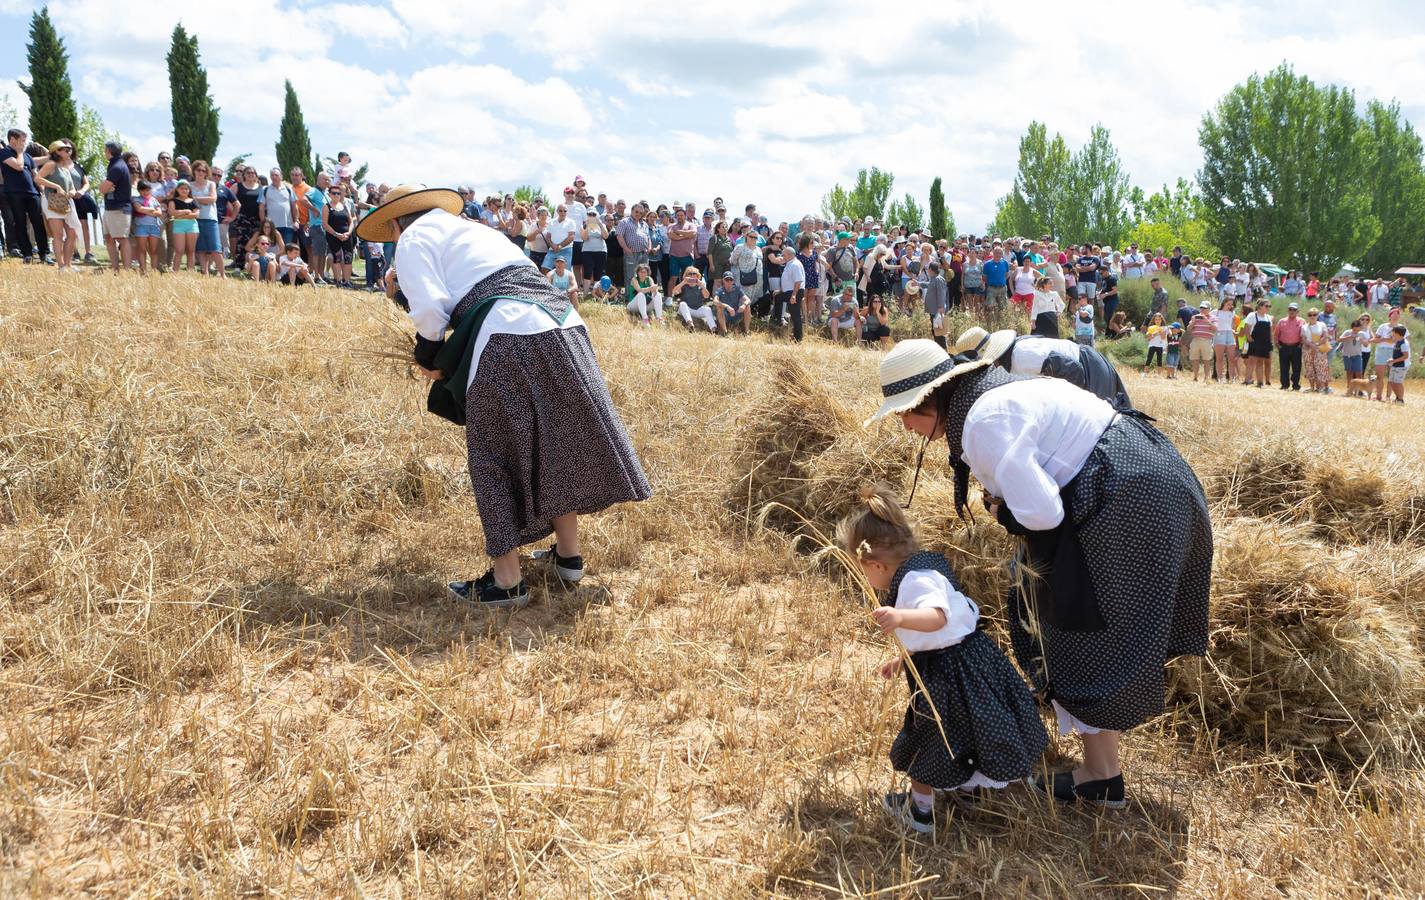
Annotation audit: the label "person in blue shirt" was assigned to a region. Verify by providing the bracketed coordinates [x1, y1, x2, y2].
[982, 247, 1011, 308]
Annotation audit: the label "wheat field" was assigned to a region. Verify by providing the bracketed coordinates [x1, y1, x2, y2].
[3, 268, 1424, 897]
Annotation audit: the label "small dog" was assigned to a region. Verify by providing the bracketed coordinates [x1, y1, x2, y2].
[1347, 377, 1373, 397]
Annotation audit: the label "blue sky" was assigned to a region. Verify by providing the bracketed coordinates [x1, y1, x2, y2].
[3, 0, 1422, 230]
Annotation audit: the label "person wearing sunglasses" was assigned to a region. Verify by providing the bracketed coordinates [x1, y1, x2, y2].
[35, 138, 83, 272]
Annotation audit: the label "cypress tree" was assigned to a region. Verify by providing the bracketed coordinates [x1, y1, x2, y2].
[928, 177, 948, 240]
[168, 24, 221, 162]
[275, 81, 314, 183]
[19, 6, 79, 146]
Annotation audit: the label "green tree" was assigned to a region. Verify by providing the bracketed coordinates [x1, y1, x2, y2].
[513, 184, 547, 207]
[218, 154, 248, 183]
[1127, 177, 1217, 258]
[885, 192, 925, 233]
[820, 184, 850, 221]
[927, 176, 950, 240]
[1003, 121, 1074, 239]
[275, 80, 314, 183]
[1198, 64, 1379, 275]
[823, 167, 895, 223]
[0, 91, 19, 132]
[1357, 100, 1425, 275]
[19, 6, 79, 146]
[1065, 124, 1133, 247]
[167, 24, 221, 162]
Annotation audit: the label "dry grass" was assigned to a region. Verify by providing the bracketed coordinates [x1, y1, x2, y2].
[3, 268, 1425, 896]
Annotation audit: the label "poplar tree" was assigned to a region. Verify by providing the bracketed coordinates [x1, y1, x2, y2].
[168, 24, 221, 161]
[275, 81, 314, 183]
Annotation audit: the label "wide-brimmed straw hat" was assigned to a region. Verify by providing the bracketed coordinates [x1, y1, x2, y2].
[865, 339, 992, 426]
[355, 183, 463, 242]
[952, 326, 1016, 363]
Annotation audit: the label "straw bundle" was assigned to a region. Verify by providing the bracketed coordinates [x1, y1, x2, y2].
[728, 356, 915, 534]
[1217, 440, 1313, 518]
[1170, 520, 1425, 773]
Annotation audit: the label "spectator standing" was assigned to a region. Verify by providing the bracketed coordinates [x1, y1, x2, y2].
[301, 172, 331, 283]
[288, 167, 311, 256]
[166, 179, 199, 272]
[694, 209, 714, 281]
[230, 165, 263, 268]
[1274, 302, 1305, 391]
[1188, 300, 1216, 381]
[1075, 246, 1100, 313]
[1372, 307, 1403, 401]
[544, 204, 579, 272]
[131, 180, 164, 274]
[960, 249, 985, 313]
[1340, 318, 1368, 396]
[1011, 257, 1037, 317]
[1282, 270, 1303, 301]
[189, 160, 222, 276]
[709, 221, 733, 291]
[323, 182, 356, 288]
[774, 245, 806, 341]
[97, 141, 133, 273]
[1303, 308, 1332, 393]
[982, 247, 1010, 309]
[795, 233, 821, 327]
[666, 208, 696, 293]
[1387, 325, 1410, 403]
[923, 262, 950, 348]
[580, 210, 608, 287]
[1030, 275, 1065, 338]
[1121, 243, 1146, 278]
[2, 128, 50, 263]
[1242, 300, 1273, 387]
[1099, 264, 1120, 325]
[615, 203, 651, 288]
[35, 138, 81, 272]
[260, 168, 297, 248]
[730, 229, 764, 312]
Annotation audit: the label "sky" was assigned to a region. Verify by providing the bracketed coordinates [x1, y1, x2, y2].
[2, 0, 1423, 231]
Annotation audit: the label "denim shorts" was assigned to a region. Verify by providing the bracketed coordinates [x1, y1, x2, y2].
[132, 217, 162, 238]
[308, 223, 327, 254]
[1213, 332, 1233, 347]
[1344, 354, 1364, 375]
[543, 246, 573, 270]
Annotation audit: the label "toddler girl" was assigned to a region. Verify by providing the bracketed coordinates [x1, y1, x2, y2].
[839, 486, 1047, 834]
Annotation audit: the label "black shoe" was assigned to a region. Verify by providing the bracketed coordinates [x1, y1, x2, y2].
[448, 570, 529, 609]
[881, 791, 935, 834]
[1032, 771, 1126, 809]
[531, 544, 584, 582]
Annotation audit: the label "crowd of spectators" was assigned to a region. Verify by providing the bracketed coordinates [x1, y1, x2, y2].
[3, 132, 1417, 399]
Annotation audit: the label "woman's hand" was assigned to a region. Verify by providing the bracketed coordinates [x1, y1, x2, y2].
[870, 606, 902, 634]
[415, 364, 442, 381]
[879, 657, 903, 680]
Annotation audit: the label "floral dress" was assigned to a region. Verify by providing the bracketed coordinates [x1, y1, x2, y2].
[1303, 321, 1331, 383]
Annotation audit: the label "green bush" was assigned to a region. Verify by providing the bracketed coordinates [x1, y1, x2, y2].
[1100, 331, 1148, 368]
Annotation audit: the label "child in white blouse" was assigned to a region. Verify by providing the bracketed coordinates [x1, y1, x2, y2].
[839, 486, 1047, 834]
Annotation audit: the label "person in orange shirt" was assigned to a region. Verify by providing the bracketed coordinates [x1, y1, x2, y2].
[288, 166, 311, 259]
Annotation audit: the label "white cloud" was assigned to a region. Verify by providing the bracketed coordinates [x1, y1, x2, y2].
[325, 3, 406, 43]
[734, 89, 869, 141]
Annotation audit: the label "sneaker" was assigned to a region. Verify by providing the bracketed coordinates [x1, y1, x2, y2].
[84, 252, 96, 263]
[881, 791, 935, 834]
[531, 544, 584, 583]
[448, 570, 530, 609]
[1031, 771, 1126, 809]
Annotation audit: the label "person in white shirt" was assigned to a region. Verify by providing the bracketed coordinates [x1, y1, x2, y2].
[360, 185, 650, 610]
[775, 246, 806, 342]
[840, 486, 1048, 833]
[1121, 244, 1146, 279]
[953, 326, 1132, 409]
[542, 204, 579, 272]
[865, 339, 1210, 811]
[1029, 275, 1065, 338]
[259, 168, 297, 246]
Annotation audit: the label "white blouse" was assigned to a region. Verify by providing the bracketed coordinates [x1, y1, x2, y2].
[395, 208, 584, 388]
[893, 569, 980, 653]
[1009, 336, 1081, 376]
[960, 379, 1116, 531]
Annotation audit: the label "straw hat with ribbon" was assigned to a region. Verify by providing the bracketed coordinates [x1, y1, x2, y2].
[355, 183, 463, 242]
[952, 326, 1016, 364]
[865, 339, 992, 427]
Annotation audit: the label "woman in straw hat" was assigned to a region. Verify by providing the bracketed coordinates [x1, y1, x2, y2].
[359, 185, 651, 610]
[951, 325, 1132, 409]
[867, 339, 1211, 808]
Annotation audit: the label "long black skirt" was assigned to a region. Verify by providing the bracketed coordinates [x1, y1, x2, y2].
[462, 293, 651, 559]
[1005, 415, 1211, 732]
[889, 630, 1049, 789]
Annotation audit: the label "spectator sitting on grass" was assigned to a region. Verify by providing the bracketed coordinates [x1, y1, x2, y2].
[278, 242, 314, 286]
[826, 282, 860, 342]
[246, 236, 277, 282]
[714, 272, 751, 335]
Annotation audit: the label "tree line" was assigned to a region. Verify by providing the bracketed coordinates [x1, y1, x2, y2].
[982, 63, 1424, 275]
[11, 6, 360, 186]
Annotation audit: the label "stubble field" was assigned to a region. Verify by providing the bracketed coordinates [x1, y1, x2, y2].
[2, 268, 1424, 897]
